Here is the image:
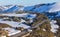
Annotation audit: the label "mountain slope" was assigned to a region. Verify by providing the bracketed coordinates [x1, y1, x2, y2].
[0, 5, 24, 13]
[49, 2, 60, 12]
[24, 3, 55, 12]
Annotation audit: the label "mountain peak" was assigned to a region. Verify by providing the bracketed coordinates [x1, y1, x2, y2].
[49, 2, 60, 12]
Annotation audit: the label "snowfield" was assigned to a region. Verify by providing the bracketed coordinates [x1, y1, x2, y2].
[3, 27, 21, 36]
[0, 21, 31, 29]
[0, 13, 37, 29]
[1, 13, 28, 17]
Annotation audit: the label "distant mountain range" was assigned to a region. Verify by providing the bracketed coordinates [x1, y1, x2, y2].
[24, 2, 60, 19]
[0, 5, 24, 13]
[24, 2, 60, 13]
[0, 2, 60, 19]
[24, 2, 55, 12]
[0, 2, 60, 13]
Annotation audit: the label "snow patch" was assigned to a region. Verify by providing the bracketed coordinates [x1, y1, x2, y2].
[0, 21, 31, 29]
[50, 20, 59, 33]
[3, 27, 21, 36]
[43, 29, 46, 31]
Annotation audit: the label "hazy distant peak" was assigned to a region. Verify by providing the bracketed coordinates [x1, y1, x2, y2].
[49, 2, 60, 12]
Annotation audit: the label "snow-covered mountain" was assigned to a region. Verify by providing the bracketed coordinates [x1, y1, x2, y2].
[24, 2, 60, 13]
[24, 2, 60, 19]
[0, 2, 60, 19]
[0, 5, 24, 13]
[0, 6, 8, 11]
[24, 3, 55, 12]
[49, 2, 60, 12]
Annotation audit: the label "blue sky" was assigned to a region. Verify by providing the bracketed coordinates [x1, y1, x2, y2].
[0, 0, 60, 6]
